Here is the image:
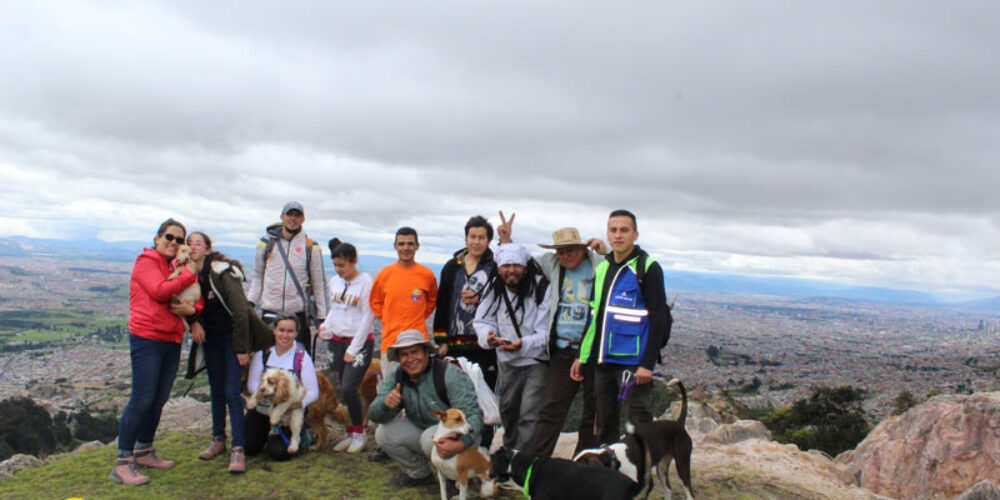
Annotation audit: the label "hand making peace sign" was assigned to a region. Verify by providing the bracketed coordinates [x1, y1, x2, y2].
[497, 210, 515, 244]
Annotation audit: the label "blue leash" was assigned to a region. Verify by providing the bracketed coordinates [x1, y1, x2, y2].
[272, 425, 290, 447]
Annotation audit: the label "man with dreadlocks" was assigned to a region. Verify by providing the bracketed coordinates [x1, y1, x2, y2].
[473, 243, 550, 450]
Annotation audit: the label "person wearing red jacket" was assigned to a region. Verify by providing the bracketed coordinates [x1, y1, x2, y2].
[111, 218, 202, 486]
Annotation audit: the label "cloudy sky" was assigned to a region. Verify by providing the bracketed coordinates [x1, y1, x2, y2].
[1, 1, 997, 297]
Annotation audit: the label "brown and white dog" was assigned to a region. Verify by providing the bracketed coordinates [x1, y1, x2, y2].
[308, 358, 382, 451]
[306, 372, 343, 451]
[430, 408, 496, 500]
[246, 368, 308, 454]
[166, 244, 201, 306]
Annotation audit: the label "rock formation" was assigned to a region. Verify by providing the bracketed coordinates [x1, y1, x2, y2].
[836, 392, 1000, 499]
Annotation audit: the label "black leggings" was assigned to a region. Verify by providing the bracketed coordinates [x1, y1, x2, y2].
[327, 338, 374, 426]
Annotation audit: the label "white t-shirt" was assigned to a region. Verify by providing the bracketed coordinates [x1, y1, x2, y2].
[319, 272, 375, 356]
[247, 344, 319, 409]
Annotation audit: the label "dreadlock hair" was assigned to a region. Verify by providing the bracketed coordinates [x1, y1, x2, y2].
[483, 257, 550, 317]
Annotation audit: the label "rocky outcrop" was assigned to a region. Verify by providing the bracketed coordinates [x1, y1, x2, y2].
[952, 480, 1000, 500]
[836, 392, 1000, 499]
[156, 396, 212, 432]
[702, 419, 772, 445]
[0, 454, 41, 479]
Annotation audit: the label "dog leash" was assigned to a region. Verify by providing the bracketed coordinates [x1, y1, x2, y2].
[617, 370, 665, 402]
[272, 425, 291, 447]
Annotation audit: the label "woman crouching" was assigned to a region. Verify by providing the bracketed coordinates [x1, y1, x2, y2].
[245, 313, 319, 461]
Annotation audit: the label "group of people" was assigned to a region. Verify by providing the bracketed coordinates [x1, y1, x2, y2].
[110, 202, 672, 492]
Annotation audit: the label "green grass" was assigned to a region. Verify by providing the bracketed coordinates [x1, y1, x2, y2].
[0, 431, 474, 500]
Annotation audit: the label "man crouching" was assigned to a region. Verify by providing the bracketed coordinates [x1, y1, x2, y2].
[368, 330, 484, 489]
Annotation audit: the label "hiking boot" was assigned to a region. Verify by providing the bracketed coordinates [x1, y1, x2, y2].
[134, 448, 175, 469]
[367, 448, 390, 462]
[109, 457, 150, 486]
[333, 433, 353, 452]
[386, 472, 435, 488]
[228, 447, 246, 474]
[198, 437, 226, 460]
[346, 433, 366, 454]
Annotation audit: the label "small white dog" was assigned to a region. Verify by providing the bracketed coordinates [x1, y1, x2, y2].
[430, 408, 496, 500]
[246, 368, 308, 454]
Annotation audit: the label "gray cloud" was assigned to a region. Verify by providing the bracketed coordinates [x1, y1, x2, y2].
[0, 0, 998, 295]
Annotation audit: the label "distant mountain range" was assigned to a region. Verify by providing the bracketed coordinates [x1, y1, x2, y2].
[2, 236, 997, 310]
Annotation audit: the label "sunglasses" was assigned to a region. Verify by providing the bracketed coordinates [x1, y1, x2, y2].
[162, 234, 185, 243]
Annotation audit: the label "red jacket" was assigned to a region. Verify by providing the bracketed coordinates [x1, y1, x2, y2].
[129, 248, 202, 343]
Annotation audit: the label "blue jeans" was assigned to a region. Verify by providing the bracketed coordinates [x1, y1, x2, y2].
[118, 334, 181, 456]
[205, 333, 246, 447]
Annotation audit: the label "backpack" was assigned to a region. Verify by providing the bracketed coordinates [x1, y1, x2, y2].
[632, 253, 672, 349]
[257, 223, 315, 297]
[396, 357, 453, 406]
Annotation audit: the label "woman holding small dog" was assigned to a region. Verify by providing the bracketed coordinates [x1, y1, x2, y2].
[245, 313, 319, 461]
[111, 218, 201, 486]
[318, 238, 375, 454]
[186, 231, 274, 474]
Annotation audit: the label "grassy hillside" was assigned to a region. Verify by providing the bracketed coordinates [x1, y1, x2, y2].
[0, 426, 854, 499]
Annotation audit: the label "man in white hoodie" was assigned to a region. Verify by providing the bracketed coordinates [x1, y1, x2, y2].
[473, 243, 550, 450]
[248, 201, 329, 354]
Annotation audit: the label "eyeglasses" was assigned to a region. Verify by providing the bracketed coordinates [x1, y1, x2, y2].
[162, 234, 184, 243]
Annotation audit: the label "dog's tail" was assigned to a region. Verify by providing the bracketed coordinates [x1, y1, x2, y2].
[666, 378, 687, 425]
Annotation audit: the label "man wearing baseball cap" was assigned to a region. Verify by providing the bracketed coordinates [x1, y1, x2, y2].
[496, 212, 607, 457]
[248, 201, 329, 354]
[368, 330, 482, 489]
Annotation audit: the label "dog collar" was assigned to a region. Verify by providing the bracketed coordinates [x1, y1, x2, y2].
[523, 462, 535, 498]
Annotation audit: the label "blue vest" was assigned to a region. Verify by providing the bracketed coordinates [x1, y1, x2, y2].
[598, 261, 650, 366]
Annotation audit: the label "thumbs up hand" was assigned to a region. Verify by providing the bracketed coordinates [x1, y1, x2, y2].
[385, 383, 403, 409]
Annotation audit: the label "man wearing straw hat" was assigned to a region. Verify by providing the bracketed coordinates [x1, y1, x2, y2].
[496, 212, 608, 456]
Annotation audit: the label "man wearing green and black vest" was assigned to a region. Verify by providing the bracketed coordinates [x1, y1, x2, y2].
[571, 209, 671, 445]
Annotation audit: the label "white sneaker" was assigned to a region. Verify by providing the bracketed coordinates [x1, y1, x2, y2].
[333, 434, 353, 452]
[346, 433, 367, 454]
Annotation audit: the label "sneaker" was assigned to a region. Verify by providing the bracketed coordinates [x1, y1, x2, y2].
[198, 437, 226, 460]
[386, 472, 435, 488]
[333, 433, 353, 452]
[134, 448, 175, 469]
[367, 448, 390, 463]
[346, 433, 366, 454]
[228, 447, 246, 474]
[109, 457, 150, 486]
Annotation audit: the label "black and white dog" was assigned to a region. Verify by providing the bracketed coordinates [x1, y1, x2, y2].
[489, 447, 644, 500]
[635, 378, 694, 500]
[573, 378, 694, 500]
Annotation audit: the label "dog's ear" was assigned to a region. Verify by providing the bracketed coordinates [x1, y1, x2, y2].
[273, 373, 289, 403]
[430, 409, 447, 421]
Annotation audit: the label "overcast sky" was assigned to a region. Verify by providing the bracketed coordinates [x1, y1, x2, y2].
[1, 1, 998, 297]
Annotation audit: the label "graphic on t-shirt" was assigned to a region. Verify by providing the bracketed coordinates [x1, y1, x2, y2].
[559, 277, 592, 323]
[411, 289, 424, 303]
[451, 268, 490, 337]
